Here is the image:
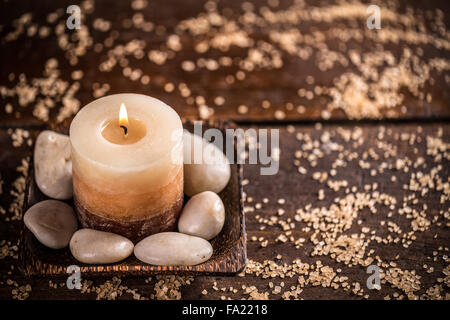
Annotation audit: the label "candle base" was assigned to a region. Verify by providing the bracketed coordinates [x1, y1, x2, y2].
[73, 195, 183, 243]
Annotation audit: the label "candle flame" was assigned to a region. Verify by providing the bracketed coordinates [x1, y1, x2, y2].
[119, 103, 128, 127]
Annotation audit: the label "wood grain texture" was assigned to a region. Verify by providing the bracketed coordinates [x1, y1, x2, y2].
[0, 0, 449, 300]
[0, 0, 449, 126]
[1, 122, 448, 300]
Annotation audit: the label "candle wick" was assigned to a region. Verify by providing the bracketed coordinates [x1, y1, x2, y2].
[120, 125, 128, 135]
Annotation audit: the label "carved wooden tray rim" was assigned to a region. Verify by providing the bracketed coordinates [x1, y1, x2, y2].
[18, 119, 247, 277]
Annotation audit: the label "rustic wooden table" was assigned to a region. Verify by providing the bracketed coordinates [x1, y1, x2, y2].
[0, 0, 449, 300]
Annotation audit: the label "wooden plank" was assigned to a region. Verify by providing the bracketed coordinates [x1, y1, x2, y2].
[0, 122, 448, 299]
[0, 0, 449, 126]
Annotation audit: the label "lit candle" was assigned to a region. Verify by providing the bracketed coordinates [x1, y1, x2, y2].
[70, 94, 184, 241]
[101, 103, 148, 145]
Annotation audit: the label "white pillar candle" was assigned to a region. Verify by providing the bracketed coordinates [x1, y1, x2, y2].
[70, 94, 183, 241]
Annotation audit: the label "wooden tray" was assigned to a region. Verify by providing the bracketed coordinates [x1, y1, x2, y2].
[18, 119, 246, 276]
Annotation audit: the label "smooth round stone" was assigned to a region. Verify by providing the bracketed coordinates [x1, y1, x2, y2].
[183, 132, 231, 196]
[24, 200, 78, 249]
[134, 232, 213, 266]
[70, 229, 134, 264]
[34, 130, 72, 200]
[178, 191, 225, 240]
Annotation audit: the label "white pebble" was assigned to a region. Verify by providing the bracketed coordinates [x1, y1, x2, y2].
[70, 229, 134, 264]
[183, 132, 230, 196]
[24, 200, 78, 249]
[34, 130, 72, 200]
[134, 232, 213, 266]
[178, 191, 225, 240]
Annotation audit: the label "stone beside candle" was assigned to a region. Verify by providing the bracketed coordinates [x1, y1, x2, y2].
[24, 200, 78, 249]
[183, 131, 231, 196]
[70, 229, 134, 264]
[34, 130, 73, 200]
[134, 232, 213, 266]
[178, 191, 225, 240]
